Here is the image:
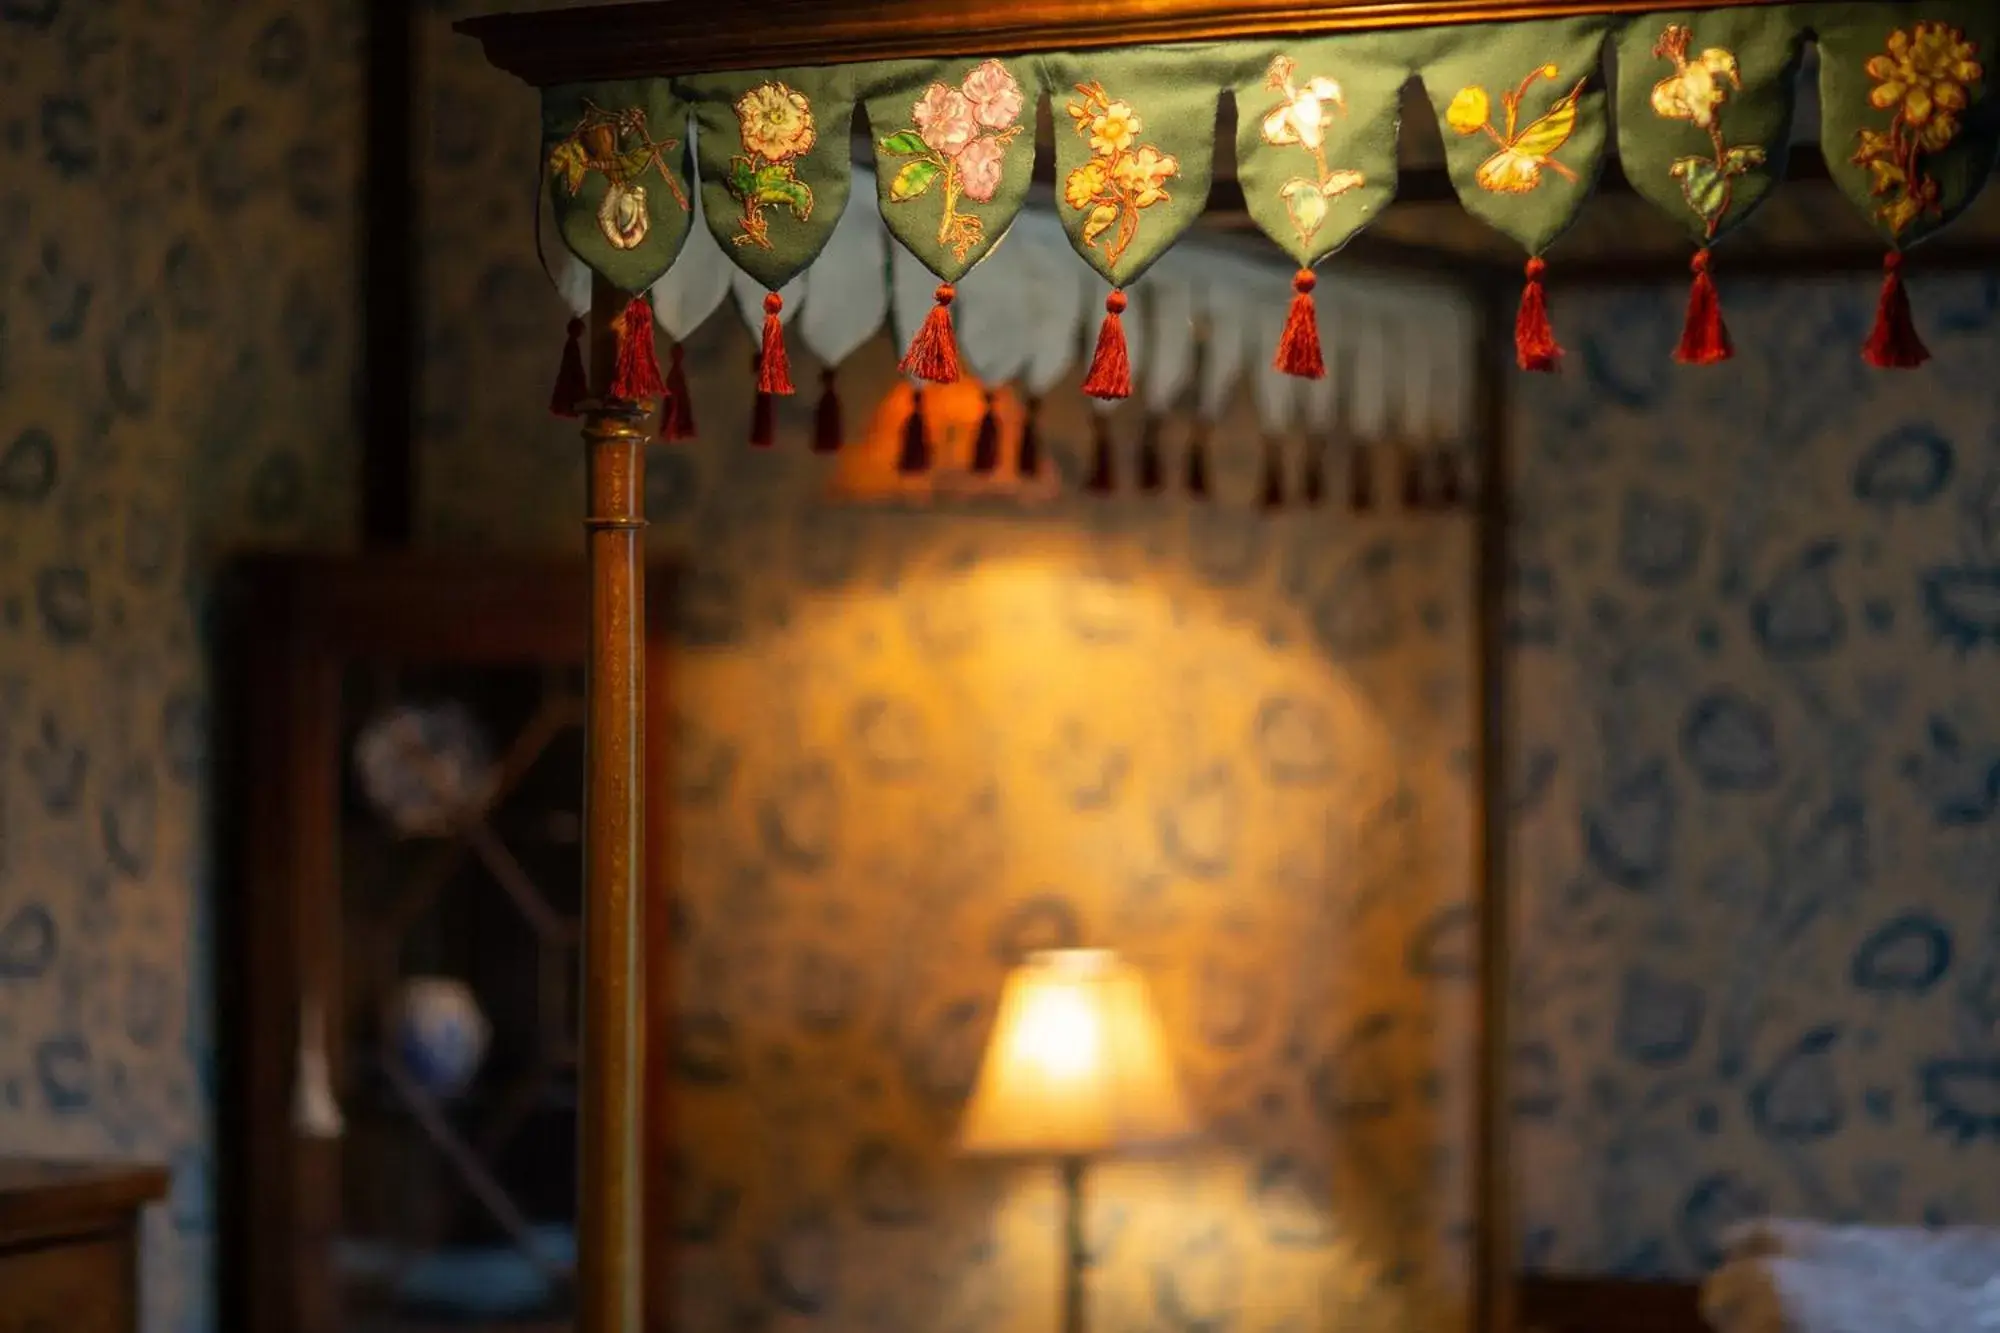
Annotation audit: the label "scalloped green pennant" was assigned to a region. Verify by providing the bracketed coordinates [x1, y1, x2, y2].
[682, 66, 856, 291]
[1041, 48, 1221, 288]
[1818, 2, 2000, 249]
[542, 80, 693, 294]
[1615, 10, 1807, 245]
[859, 58, 1042, 282]
[1416, 16, 1613, 255]
[1234, 40, 1407, 268]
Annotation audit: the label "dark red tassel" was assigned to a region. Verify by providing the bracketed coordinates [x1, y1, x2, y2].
[1515, 257, 1561, 373]
[1085, 415, 1115, 494]
[1863, 250, 1931, 369]
[1185, 425, 1210, 498]
[663, 343, 697, 440]
[813, 369, 842, 453]
[1081, 291, 1132, 400]
[1137, 418, 1164, 492]
[749, 353, 775, 448]
[900, 284, 962, 384]
[897, 389, 931, 474]
[550, 316, 589, 417]
[1017, 397, 1042, 478]
[1302, 445, 1326, 507]
[970, 391, 1000, 472]
[1274, 268, 1326, 379]
[1674, 249, 1733, 365]
[1401, 449, 1427, 510]
[609, 296, 665, 402]
[1435, 451, 1464, 509]
[758, 292, 794, 395]
[1260, 440, 1286, 510]
[1348, 444, 1375, 512]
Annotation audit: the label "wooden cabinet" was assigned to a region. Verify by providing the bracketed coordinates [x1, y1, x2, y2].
[0, 1160, 167, 1333]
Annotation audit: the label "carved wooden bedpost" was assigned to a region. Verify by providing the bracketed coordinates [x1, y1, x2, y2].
[578, 272, 649, 1333]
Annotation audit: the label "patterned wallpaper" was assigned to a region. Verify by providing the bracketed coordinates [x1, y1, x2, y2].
[1511, 275, 2000, 1277]
[1, 4, 1997, 1333]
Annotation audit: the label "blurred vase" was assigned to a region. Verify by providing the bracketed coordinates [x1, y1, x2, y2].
[391, 976, 491, 1099]
[354, 702, 497, 837]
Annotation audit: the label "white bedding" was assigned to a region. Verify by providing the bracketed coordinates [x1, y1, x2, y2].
[1700, 1221, 2000, 1333]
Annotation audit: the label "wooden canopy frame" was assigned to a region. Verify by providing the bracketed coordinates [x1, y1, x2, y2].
[451, 4, 1978, 1333]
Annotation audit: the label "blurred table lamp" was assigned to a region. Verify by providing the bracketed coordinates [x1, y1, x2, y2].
[958, 949, 1196, 1333]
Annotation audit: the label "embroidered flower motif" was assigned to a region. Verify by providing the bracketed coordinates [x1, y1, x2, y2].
[962, 59, 1025, 131]
[878, 61, 1026, 263]
[736, 82, 817, 163]
[546, 99, 689, 251]
[1447, 65, 1584, 195]
[1260, 54, 1367, 248]
[1854, 22, 1983, 236]
[725, 81, 818, 249]
[1650, 25, 1766, 239]
[1062, 81, 1180, 268]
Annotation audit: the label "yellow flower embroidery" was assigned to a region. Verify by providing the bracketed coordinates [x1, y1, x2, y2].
[1260, 54, 1367, 248]
[1651, 25, 1766, 239]
[726, 81, 819, 249]
[1853, 22, 1983, 236]
[1061, 82, 1180, 268]
[1447, 64, 1583, 196]
[545, 99, 689, 251]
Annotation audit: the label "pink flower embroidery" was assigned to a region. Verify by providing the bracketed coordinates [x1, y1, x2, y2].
[962, 59, 1025, 131]
[914, 83, 978, 158]
[956, 134, 1006, 203]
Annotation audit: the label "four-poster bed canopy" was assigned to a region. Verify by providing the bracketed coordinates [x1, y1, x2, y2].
[449, 2, 1998, 1332]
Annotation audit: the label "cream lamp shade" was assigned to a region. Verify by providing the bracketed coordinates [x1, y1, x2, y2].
[957, 949, 1196, 1158]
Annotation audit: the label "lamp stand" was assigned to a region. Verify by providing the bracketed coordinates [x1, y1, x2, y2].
[1059, 1155, 1088, 1333]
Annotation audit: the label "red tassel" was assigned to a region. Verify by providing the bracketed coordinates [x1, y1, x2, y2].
[1863, 251, 1931, 369]
[900, 284, 962, 384]
[1085, 415, 1115, 494]
[813, 369, 842, 453]
[758, 292, 795, 395]
[1273, 268, 1326, 379]
[609, 296, 665, 402]
[1081, 291, 1132, 400]
[1260, 440, 1286, 510]
[549, 317, 589, 417]
[970, 391, 1000, 472]
[1137, 418, 1164, 492]
[664, 343, 697, 440]
[1514, 257, 1561, 373]
[1186, 424, 1210, 498]
[1401, 448, 1427, 510]
[1017, 398, 1042, 478]
[897, 389, 931, 474]
[749, 353, 775, 448]
[1674, 249, 1733, 365]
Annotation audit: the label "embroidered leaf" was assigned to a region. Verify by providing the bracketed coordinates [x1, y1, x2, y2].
[614, 146, 660, 182]
[550, 140, 589, 195]
[1721, 145, 1767, 177]
[728, 157, 758, 199]
[753, 168, 814, 220]
[879, 131, 930, 157]
[1671, 156, 1730, 223]
[890, 158, 942, 202]
[1081, 202, 1120, 248]
[1279, 177, 1329, 244]
[1510, 80, 1585, 161]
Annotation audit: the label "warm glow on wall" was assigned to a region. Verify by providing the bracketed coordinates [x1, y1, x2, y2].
[827, 378, 1059, 504]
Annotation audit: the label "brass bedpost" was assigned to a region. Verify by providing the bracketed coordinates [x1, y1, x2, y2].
[1471, 283, 1515, 1333]
[578, 273, 649, 1333]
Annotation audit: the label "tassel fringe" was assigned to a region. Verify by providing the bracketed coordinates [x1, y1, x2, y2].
[1081, 291, 1132, 399]
[664, 342, 697, 440]
[813, 368, 842, 453]
[1515, 257, 1562, 373]
[1274, 269, 1326, 379]
[550, 316, 588, 417]
[1260, 440, 1286, 510]
[1347, 444, 1375, 512]
[1863, 250, 1930, 369]
[897, 390, 931, 474]
[900, 284, 962, 383]
[970, 391, 1001, 472]
[1186, 425, 1211, 498]
[1674, 249, 1733, 365]
[610, 296, 665, 402]
[1017, 397, 1042, 478]
[1302, 445, 1326, 507]
[758, 292, 794, 395]
[1085, 416, 1116, 493]
[1137, 419, 1164, 492]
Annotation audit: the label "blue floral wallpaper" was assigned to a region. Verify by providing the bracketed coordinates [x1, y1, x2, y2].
[1510, 275, 2000, 1278]
[3, 2, 1999, 1332]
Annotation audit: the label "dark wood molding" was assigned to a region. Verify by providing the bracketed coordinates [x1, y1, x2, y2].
[458, 0, 1794, 85]
[1518, 1275, 1706, 1333]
